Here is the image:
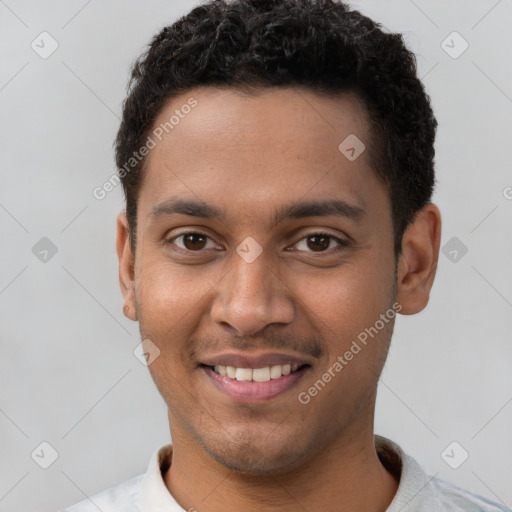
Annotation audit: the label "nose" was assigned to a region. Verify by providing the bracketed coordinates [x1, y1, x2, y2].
[210, 248, 295, 336]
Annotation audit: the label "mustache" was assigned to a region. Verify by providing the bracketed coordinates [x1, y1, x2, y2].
[192, 331, 324, 359]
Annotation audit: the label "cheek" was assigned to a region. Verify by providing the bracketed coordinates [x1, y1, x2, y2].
[136, 258, 213, 324]
[294, 261, 394, 339]
[135, 260, 226, 374]
[135, 263, 191, 364]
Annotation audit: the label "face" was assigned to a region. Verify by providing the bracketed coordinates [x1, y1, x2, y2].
[117, 86, 436, 474]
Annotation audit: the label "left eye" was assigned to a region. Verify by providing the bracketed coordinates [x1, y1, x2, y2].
[293, 233, 348, 252]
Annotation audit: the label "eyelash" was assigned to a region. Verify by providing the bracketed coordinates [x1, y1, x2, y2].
[165, 231, 350, 254]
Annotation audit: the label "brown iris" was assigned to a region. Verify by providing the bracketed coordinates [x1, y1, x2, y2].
[306, 235, 330, 251]
[182, 233, 207, 250]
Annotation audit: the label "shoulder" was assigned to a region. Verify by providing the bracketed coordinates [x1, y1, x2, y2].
[428, 476, 511, 512]
[375, 436, 510, 512]
[59, 474, 144, 512]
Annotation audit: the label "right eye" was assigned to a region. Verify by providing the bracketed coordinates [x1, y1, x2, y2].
[165, 232, 220, 252]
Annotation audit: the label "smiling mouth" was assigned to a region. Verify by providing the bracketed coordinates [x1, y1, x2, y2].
[203, 363, 309, 382]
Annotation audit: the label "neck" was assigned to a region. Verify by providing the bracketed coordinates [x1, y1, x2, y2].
[164, 416, 399, 512]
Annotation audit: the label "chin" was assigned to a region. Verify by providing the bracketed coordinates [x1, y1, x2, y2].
[198, 429, 311, 475]
[209, 447, 303, 475]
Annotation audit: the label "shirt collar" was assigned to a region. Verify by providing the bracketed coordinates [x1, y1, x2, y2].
[375, 435, 439, 512]
[138, 444, 182, 511]
[137, 436, 432, 512]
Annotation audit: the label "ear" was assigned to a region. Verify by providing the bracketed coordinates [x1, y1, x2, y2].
[116, 211, 137, 321]
[396, 203, 441, 315]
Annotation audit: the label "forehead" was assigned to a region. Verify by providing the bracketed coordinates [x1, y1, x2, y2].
[138, 86, 386, 224]
[151, 86, 372, 150]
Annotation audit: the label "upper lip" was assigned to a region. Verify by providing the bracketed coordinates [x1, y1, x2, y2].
[201, 351, 313, 369]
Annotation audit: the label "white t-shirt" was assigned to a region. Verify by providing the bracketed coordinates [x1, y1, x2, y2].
[60, 435, 510, 512]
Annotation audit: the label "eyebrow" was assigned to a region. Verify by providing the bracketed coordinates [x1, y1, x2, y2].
[149, 196, 366, 227]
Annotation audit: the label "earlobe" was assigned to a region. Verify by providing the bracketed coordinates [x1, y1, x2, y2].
[396, 203, 441, 315]
[116, 211, 138, 321]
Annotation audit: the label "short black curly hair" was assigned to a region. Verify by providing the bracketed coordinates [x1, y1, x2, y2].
[115, 0, 437, 256]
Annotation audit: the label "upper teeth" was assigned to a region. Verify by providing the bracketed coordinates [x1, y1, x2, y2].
[213, 364, 300, 382]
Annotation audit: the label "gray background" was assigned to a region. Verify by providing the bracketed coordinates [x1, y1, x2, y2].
[1, 1, 511, 511]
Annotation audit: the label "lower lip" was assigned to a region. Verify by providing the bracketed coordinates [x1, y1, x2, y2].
[202, 366, 309, 403]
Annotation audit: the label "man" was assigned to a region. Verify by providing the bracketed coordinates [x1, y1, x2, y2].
[63, 0, 509, 510]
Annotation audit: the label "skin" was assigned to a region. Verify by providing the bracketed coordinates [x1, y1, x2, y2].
[116, 86, 441, 512]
